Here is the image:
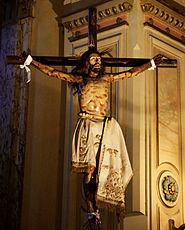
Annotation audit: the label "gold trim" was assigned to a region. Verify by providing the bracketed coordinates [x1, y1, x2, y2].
[95, 173, 133, 216]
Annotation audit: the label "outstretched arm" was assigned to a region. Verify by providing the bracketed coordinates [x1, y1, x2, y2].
[22, 55, 82, 83]
[102, 54, 163, 83]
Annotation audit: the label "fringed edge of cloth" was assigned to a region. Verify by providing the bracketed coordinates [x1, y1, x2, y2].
[71, 162, 95, 173]
[96, 195, 126, 218]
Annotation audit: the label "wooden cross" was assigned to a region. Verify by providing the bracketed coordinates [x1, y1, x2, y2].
[6, 8, 176, 68]
[5, 8, 177, 229]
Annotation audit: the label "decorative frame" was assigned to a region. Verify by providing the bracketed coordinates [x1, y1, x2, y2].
[159, 171, 179, 207]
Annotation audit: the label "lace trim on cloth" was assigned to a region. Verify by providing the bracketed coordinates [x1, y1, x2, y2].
[96, 173, 133, 216]
[71, 162, 95, 173]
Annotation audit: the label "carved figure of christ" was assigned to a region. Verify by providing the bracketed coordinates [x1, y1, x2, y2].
[30, 51, 161, 117]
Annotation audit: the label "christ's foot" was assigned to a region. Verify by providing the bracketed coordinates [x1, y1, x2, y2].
[83, 211, 101, 230]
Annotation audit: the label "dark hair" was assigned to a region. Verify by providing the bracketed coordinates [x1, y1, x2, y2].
[72, 48, 105, 80]
[70, 48, 107, 96]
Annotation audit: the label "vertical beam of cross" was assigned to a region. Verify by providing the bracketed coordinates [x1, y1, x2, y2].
[88, 8, 97, 50]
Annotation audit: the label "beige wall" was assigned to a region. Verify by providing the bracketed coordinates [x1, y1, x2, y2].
[144, 29, 185, 230]
[21, 0, 63, 229]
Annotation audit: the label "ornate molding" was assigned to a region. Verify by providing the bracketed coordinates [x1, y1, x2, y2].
[141, 1, 185, 44]
[68, 19, 128, 42]
[63, 2, 132, 31]
[141, 1, 185, 34]
[156, 0, 185, 18]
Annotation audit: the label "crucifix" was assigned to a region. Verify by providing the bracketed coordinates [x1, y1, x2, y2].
[7, 7, 177, 230]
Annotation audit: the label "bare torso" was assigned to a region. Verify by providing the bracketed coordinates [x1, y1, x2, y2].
[31, 51, 157, 118]
[80, 79, 109, 116]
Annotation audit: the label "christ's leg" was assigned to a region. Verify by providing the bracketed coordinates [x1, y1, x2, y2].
[84, 166, 96, 213]
[84, 166, 95, 184]
[83, 167, 101, 230]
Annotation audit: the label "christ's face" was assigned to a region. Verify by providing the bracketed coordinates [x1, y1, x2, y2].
[87, 53, 102, 77]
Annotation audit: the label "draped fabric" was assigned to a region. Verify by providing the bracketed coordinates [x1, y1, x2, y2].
[72, 116, 133, 214]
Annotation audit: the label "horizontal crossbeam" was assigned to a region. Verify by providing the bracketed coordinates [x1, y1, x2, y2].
[6, 56, 177, 68]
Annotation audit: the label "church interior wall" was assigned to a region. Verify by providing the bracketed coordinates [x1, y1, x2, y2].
[0, 0, 185, 229]
[144, 29, 185, 229]
[21, 0, 64, 230]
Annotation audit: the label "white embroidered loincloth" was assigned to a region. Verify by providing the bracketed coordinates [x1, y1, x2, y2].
[71, 115, 133, 214]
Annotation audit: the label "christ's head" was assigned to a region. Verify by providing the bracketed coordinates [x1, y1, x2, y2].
[72, 49, 105, 79]
[86, 52, 102, 77]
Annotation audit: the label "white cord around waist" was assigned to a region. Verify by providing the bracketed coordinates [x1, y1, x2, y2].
[78, 112, 105, 120]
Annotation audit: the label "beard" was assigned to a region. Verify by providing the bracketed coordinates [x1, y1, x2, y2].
[82, 64, 103, 85]
[89, 63, 101, 74]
